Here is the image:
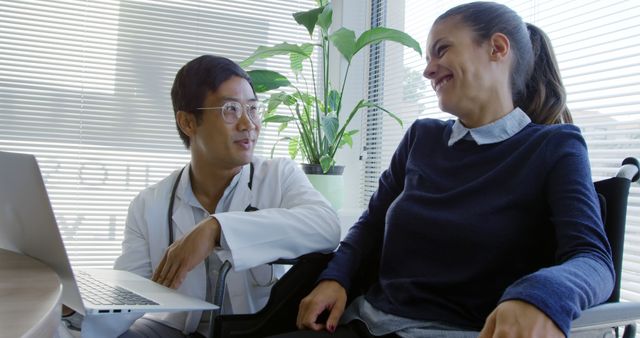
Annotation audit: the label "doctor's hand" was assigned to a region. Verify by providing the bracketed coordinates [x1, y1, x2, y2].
[152, 216, 221, 289]
[297, 280, 347, 333]
[478, 300, 565, 338]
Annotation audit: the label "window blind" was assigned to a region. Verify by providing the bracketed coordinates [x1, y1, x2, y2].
[360, 0, 386, 205]
[0, 0, 317, 268]
[364, 0, 640, 301]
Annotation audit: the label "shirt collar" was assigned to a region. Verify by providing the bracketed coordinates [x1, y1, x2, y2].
[448, 107, 531, 146]
[177, 163, 244, 211]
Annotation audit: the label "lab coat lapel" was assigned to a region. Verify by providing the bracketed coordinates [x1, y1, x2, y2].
[227, 163, 252, 212]
[172, 201, 196, 239]
[171, 165, 198, 238]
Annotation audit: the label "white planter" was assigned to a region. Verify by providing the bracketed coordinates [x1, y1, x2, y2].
[302, 164, 345, 210]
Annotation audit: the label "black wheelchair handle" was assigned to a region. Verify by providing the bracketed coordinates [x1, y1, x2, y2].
[621, 157, 640, 182]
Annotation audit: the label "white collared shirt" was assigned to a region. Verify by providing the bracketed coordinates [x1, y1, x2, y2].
[176, 164, 244, 332]
[448, 107, 531, 146]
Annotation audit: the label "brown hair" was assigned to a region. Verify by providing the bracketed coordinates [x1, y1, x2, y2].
[171, 55, 255, 148]
[435, 2, 572, 124]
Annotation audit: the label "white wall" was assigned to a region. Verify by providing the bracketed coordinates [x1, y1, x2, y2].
[330, 0, 369, 235]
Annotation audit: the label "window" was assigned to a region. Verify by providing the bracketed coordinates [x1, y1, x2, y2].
[364, 0, 640, 301]
[0, 0, 317, 268]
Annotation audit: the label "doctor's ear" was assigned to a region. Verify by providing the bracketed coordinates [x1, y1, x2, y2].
[176, 110, 197, 138]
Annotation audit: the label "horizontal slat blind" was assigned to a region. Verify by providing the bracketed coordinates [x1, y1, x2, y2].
[365, 0, 640, 301]
[360, 0, 386, 204]
[0, 0, 317, 268]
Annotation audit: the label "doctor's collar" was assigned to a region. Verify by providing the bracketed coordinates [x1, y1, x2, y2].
[177, 162, 247, 207]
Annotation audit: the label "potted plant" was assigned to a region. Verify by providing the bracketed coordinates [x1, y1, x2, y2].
[240, 0, 422, 208]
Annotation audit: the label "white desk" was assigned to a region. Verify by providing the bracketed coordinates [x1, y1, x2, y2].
[0, 248, 63, 338]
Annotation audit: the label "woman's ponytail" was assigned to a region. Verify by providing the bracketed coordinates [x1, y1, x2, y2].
[518, 23, 572, 124]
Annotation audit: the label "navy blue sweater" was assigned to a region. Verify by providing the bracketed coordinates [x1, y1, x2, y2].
[320, 118, 614, 336]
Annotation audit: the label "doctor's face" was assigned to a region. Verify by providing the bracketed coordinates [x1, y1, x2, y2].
[189, 76, 260, 170]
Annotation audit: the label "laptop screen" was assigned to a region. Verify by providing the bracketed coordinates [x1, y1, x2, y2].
[0, 151, 85, 313]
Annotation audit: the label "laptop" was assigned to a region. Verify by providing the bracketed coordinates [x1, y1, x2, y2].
[0, 150, 217, 315]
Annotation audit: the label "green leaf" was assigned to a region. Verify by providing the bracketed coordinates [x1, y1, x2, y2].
[284, 95, 297, 106]
[290, 54, 303, 76]
[322, 116, 339, 144]
[277, 122, 288, 134]
[293, 6, 326, 36]
[292, 91, 315, 106]
[341, 134, 352, 147]
[263, 114, 297, 123]
[327, 89, 340, 112]
[319, 154, 335, 173]
[290, 43, 314, 75]
[330, 28, 357, 62]
[321, 137, 330, 154]
[247, 70, 291, 93]
[354, 27, 422, 57]
[270, 136, 290, 159]
[340, 132, 353, 148]
[288, 136, 299, 159]
[266, 92, 284, 114]
[326, 99, 365, 160]
[299, 107, 314, 126]
[301, 43, 314, 55]
[361, 100, 404, 127]
[317, 3, 332, 32]
[267, 93, 284, 114]
[266, 92, 297, 118]
[338, 130, 358, 148]
[241, 43, 313, 68]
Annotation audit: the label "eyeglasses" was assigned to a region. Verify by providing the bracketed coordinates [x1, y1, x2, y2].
[197, 101, 264, 124]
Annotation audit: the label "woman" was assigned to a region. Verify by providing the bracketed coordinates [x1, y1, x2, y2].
[275, 2, 614, 338]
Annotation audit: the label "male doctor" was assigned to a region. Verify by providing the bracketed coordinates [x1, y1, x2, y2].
[70, 55, 340, 337]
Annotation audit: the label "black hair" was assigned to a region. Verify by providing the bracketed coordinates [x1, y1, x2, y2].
[435, 1, 571, 124]
[171, 55, 255, 148]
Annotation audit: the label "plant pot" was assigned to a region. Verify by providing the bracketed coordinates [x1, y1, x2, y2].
[301, 164, 344, 210]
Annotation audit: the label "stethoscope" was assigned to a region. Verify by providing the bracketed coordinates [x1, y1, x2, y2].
[166, 162, 276, 286]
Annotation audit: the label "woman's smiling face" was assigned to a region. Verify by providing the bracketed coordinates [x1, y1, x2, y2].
[423, 17, 498, 123]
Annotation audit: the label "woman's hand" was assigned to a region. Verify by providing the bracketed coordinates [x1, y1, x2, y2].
[297, 280, 347, 333]
[152, 217, 221, 289]
[478, 300, 565, 338]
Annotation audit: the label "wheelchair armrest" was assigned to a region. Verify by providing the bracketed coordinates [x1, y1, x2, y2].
[619, 157, 640, 182]
[211, 252, 333, 338]
[212, 257, 301, 312]
[213, 257, 303, 307]
[571, 302, 640, 333]
[213, 260, 233, 315]
[270, 258, 301, 265]
[209, 258, 297, 337]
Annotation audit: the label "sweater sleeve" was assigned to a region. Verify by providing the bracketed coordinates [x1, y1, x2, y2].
[318, 121, 417, 290]
[499, 125, 615, 336]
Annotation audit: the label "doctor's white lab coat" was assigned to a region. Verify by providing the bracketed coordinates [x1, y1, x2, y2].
[85, 156, 340, 336]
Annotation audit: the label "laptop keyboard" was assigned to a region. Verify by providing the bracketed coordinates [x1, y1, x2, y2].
[75, 270, 159, 306]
